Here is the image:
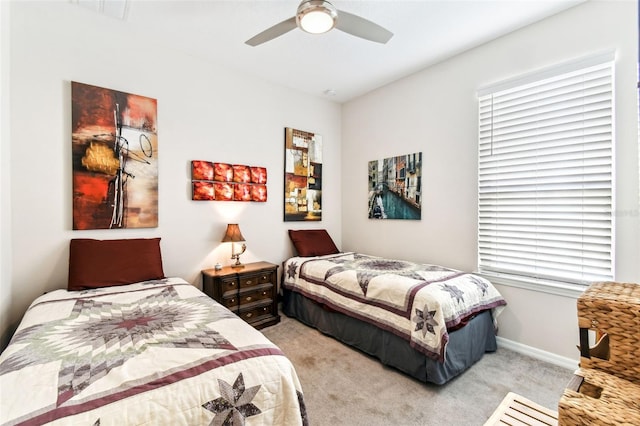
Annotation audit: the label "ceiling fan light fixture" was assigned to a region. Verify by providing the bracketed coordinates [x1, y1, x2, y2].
[297, 0, 337, 34]
[245, 0, 392, 46]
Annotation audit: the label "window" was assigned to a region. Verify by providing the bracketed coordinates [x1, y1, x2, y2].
[477, 53, 614, 290]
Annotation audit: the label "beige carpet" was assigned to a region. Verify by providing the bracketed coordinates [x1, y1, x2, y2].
[262, 313, 574, 426]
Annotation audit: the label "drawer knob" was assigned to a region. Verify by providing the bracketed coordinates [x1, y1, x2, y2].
[230, 298, 235, 304]
[262, 291, 267, 296]
[262, 275, 267, 280]
[246, 280, 253, 285]
[229, 283, 235, 287]
[246, 312, 253, 318]
[246, 296, 252, 302]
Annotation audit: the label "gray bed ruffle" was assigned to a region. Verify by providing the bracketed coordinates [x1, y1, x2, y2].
[282, 288, 497, 385]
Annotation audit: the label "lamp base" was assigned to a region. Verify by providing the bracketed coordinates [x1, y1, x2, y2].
[230, 243, 247, 269]
[231, 254, 244, 268]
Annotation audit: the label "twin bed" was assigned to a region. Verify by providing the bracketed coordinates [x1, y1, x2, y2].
[1, 232, 506, 424]
[282, 229, 507, 385]
[0, 238, 307, 426]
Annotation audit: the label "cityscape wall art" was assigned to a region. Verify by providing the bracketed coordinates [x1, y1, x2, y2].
[368, 152, 422, 220]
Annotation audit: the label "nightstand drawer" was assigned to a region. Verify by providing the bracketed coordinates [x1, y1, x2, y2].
[239, 272, 274, 289]
[238, 303, 273, 323]
[220, 277, 240, 294]
[239, 283, 273, 305]
[221, 295, 239, 309]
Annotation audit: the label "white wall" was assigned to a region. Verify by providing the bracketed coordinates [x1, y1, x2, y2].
[0, 0, 13, 349]
[342, 0, 639, 361]
[1, 1, 342, 345]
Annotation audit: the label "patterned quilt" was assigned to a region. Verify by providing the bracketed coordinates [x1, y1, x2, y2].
[0, 278, 307, 426]
[283, 253, 506, 362]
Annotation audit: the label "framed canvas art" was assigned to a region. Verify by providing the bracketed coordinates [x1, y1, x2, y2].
[368, 152, 422, 220]
[72, 81, 158, 230]
[284, 127, 322, 221]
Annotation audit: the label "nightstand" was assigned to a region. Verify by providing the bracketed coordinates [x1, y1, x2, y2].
[202, 261, 280, 329]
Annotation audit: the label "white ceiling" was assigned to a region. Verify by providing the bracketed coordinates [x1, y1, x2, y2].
[76, 0, 585, 103]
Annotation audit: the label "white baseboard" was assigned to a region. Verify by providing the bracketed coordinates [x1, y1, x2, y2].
[496, 336, 579, 371]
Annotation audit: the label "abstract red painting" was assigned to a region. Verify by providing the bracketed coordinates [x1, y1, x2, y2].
[72, 81, 158, 229]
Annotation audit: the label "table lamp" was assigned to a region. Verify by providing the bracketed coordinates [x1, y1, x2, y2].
[222, 223, 246, 268]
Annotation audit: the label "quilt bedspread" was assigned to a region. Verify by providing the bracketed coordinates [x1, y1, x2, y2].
[0, 278, 307, 426]
[283, 253, 506, 362]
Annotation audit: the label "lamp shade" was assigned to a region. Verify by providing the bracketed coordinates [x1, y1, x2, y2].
[221, 224, 245, 242]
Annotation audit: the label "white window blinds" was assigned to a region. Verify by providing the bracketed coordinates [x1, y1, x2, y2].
[478, 55, 614, 286]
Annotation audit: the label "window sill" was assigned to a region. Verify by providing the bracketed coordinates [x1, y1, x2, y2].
[479, 273, 587, 299]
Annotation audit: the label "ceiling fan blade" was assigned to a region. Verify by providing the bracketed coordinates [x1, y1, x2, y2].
[245, 16, 298, 47]
[335, 10, 393, 44]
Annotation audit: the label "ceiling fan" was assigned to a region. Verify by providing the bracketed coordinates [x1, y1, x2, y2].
[245, 0, 393, 47]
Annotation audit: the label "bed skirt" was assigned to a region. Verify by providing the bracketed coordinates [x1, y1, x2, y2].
[282, 288, 497, 385]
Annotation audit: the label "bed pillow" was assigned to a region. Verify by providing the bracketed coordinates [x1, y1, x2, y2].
[288, 229, 340, 257]
[68, 238, 165, 291]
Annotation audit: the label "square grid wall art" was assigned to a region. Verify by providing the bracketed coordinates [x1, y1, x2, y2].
[191, 161, 267, 202]
[71, 81, 158, 230]
[284, 127, 322, 221]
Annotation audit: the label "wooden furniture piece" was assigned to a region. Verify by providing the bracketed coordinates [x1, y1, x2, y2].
[202, 261, 280, 329]
[484, 392, 558, 426]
